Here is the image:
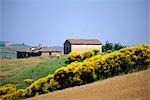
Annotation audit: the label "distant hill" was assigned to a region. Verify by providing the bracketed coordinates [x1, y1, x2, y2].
[0, 41, 14, 47]
[0, 41, 31, 58]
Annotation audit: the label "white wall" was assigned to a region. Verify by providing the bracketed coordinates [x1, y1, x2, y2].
[71, 45, 102, 53]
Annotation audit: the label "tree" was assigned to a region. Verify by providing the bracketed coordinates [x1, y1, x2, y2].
[102, 41, 126, 52]
[102, 41, 113, 52]
[113, 43, 125, 50]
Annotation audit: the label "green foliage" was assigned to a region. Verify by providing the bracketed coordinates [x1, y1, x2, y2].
[2, 44, 150, 100]
[0, 56, 67, 89]
[113, 43, 125, 50]
[102, 41, 113, 52]
[102, 41, 125, 52]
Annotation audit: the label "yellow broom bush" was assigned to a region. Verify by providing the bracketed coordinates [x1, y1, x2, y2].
[24, 79, 33, 85]
[67, 51, 82, 63]
[0, 84, 16, 98]
[2, 44, 150, 100]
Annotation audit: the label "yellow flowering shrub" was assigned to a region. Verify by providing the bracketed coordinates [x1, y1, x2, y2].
[2, 44, 150, 100]
[93, 49, 100, 55]
[67, 51, 82, 63]
[24, 79, 33, 85]
[82, 49, 100, 60]
[0, 84, 16, 98]
[106, 50, 112, 53]
[82, 49, 94, 59]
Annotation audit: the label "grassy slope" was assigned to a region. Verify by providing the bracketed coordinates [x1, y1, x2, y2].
[28, 69, 150, 100]
[0, 56, 68, 89]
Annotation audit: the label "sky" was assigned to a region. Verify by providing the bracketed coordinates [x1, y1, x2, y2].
[0, 0, 150, 46]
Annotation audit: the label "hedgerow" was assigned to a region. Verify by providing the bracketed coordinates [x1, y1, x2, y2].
[2, 44, 150, 100]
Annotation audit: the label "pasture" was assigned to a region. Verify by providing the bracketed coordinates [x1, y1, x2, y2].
[0, 56, 68, 89]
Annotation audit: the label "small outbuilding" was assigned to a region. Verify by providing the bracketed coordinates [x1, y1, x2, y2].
[64, 39, 102, 54]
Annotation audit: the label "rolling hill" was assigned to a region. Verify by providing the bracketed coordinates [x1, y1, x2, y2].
[0, 41, 31, 58]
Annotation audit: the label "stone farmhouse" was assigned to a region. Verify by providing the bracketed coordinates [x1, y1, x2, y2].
[17, 45, 62, 58]
[64, 39, 102, 54]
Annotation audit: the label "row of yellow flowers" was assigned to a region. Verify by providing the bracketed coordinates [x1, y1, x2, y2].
[1, 44, 150, 100]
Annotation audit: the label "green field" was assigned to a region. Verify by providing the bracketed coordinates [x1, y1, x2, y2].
[0, 56, 68, 89]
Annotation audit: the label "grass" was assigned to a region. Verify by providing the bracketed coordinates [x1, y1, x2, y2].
[0, 56, 68, 89]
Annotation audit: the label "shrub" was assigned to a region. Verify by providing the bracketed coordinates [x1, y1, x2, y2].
[93, 49, 100, 55]
[82, 50, 94, 59]
[106, 50, 112, 53]
[82, 49, 100, 60]
[0, 84, 16, 98]
[3, 75, 60, 99]
[24, 79, 33, 85]
[67, 51, 82, 63]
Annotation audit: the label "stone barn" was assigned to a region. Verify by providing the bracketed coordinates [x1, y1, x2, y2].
[64, 39, 102, 54]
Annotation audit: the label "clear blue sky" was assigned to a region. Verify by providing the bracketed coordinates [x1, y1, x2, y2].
[0, 0, 150, 46]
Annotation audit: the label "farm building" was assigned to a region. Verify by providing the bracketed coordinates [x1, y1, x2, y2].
[17, 46, 51, 58]
[64, 39, 102, 54]
[17, 45, 63, 58]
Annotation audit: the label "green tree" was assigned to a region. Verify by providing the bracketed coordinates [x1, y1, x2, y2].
[102, 41, 113, 52]
[113, 43, 125, 50]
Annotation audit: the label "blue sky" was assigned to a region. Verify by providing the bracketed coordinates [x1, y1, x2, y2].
[0, 0, 150, 46]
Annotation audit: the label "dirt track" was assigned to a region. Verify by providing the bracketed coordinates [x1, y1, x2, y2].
[28, 69, 150, 100]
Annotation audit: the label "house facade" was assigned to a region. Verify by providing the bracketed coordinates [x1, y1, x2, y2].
[64, 39, 102, 54]
[17, 46, 51, 58]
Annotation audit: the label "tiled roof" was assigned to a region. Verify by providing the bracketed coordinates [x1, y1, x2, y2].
[17, 46, 51, 53]
[66, 39, 102, 45]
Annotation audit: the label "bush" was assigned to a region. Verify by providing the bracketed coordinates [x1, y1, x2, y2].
[82, 50, 94, 59]
[24, 79, 33, 85]
[67, 51, 82, 63]
[0, 84, 16, 98]
[3, 44, 150, 100]
[106, 50, 112, 53]
[93, 49, 100, 55]
[2, 75, 60, 99]
[82, 49, 100, 60]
